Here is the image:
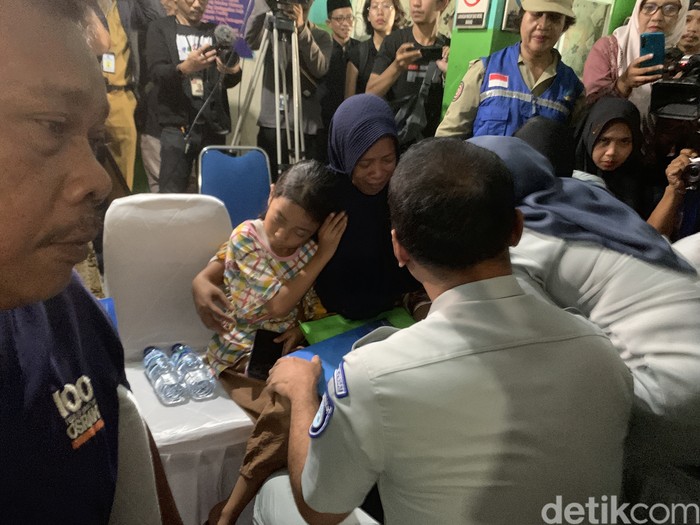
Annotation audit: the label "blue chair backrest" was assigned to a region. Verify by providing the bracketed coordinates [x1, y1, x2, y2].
[200, 148, 271, 227]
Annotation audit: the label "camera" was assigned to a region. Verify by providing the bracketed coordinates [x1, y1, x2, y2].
[651, 50, 700, 121]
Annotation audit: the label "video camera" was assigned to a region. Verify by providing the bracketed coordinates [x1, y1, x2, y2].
[264, 0, 310, 33]
[651, 49, 700, 121]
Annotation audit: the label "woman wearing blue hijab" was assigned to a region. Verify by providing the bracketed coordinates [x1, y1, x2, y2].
[316, 94, 419, 319]
[193, 95, 419, 330]
[470, 135, 700, 500]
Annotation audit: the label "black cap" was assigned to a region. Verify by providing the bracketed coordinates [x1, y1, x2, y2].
[327, 0, 352, 17]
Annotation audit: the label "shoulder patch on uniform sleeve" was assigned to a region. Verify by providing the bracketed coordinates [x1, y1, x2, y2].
[333, 361, 349, 399]
[309, 392, 334, 438]
[453, 80, 464, 102]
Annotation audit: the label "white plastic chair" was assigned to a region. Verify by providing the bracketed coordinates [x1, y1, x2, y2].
[103, 193, 253, 525]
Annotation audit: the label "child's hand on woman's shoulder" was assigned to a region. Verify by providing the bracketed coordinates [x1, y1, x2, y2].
[316, 211, 348, 261]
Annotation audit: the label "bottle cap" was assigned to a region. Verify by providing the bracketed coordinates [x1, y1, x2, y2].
[171, 343, 188, 353]
[143, 346, 162, 358]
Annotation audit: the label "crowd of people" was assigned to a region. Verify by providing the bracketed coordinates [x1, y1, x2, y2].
[82, 0, 700, 241]
[3, 0, 700, 524]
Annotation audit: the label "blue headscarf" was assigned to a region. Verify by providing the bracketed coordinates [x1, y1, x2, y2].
[469, 136, 696, 274]
[317, 94, 418, 319]
[328, 94, 397, 175]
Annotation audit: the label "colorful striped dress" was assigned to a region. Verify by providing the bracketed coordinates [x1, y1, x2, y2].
[207, 219, 323, 375]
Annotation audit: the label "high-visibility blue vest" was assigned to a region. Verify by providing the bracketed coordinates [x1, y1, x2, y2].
[472, 43, 583, 137]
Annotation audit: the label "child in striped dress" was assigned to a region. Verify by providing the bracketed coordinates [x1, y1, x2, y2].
[203, 160, 347, 523]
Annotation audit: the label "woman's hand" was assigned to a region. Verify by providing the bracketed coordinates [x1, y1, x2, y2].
[616, 54, 663, 96]
[316, 211, 348, 261]
[274, 325, 306, 355]
[192, 267, 235, 336]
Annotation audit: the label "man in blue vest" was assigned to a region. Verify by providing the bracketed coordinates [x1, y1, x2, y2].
[436, 0, 585, 139]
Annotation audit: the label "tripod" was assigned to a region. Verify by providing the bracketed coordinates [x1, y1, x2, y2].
[231, 12, 305, 178]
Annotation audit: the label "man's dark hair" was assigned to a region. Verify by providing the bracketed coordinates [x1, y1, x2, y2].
[388, 138, 516, 271]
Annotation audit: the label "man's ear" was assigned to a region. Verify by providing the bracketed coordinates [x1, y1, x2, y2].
[509, 209, 524, 247]
[391, 229, 410, 268]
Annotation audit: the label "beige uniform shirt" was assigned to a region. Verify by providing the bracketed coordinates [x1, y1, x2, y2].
[436, 51, 586, 139]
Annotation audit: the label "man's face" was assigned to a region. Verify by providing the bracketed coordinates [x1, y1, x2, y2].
[409, 0, 445, 25]
[0, 3, 111, 309]
[328, 7, 353, 43]
[175, 0, 208, 25]
[680, 10, 700, 54]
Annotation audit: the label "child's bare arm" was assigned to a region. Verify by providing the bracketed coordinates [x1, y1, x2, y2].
[192, 258, 234, 336]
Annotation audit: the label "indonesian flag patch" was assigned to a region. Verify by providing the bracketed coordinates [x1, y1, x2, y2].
[488, 73, 509, 89]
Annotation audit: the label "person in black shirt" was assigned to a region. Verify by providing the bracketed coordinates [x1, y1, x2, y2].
[366, 0, 449, 148]
[345, 0, 406, 98]
[146, 0, 241, 193]
[317, 0, 358, 161]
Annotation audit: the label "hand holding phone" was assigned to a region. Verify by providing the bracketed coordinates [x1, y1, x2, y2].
[640, 32, 665, 74]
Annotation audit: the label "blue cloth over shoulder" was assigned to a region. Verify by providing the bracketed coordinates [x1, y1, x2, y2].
[469, 135, 696, 274]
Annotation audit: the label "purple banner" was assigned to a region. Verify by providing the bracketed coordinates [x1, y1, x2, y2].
[203, 0, 254, 58]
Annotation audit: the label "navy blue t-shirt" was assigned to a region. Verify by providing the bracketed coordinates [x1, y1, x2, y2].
[0, 274, 127, 524]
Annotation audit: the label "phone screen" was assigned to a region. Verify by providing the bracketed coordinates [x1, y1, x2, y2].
[640, 32, 665, 73]
[247, 329, 285, 381]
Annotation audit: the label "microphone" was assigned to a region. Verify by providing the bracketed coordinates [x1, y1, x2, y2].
[213, 24, 239, 66]
[184, 24, 240, 154]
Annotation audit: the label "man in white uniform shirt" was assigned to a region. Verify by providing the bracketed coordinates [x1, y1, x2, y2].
[263, 138, 633, 524]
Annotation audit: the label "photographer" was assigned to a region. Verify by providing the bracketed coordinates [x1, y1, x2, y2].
[146, 0, 241, 193]
[366, 0, 449, 149]
[245, 0, 332, 179]
[650, 115, 700, 238]
[574, 97, 699, 238]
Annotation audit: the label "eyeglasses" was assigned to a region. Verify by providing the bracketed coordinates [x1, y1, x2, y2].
[331, 15, 354, 22]
[640, 2, 682, 16]
[369, 3, 394, 12]
[529, 11, 564, 23]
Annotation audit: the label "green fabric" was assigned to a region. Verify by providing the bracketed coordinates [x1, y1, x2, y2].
[300, 307, 415, 345]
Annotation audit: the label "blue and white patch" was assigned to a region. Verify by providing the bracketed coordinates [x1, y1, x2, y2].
[333, 362, 349, 399]
[309, 392, 334, 438]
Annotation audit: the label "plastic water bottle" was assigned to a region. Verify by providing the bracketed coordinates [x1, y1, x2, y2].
[143, 346, 187, 405]
[171, 344, 216, 401]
